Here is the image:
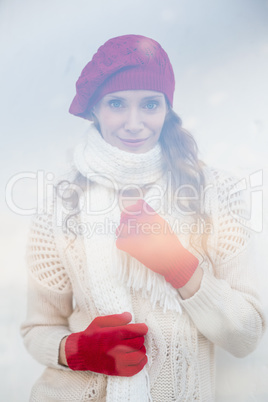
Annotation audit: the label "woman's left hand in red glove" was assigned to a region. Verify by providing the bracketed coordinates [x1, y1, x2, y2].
[116, 199, 199, 289]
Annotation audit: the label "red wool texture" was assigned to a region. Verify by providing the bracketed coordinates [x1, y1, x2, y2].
[116, 200, 199, 289]
[65, 312, 148, 377]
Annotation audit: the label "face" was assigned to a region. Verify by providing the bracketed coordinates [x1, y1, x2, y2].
[92, 90, 167, 154]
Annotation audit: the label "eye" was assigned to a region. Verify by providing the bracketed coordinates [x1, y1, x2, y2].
[109, 100, 123, 108]
[144, 101, 158, 110]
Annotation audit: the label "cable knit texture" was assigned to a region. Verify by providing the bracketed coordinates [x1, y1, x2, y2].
[69, 34, 175, 118]
[21, 125, 265, 401]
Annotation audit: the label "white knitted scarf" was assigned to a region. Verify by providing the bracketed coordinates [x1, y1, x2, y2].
[73, 124, 182, 402]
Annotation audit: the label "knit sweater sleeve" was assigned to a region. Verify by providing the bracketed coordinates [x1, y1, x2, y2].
[180, 169, 266, 357]
[21, 211, 73, 369]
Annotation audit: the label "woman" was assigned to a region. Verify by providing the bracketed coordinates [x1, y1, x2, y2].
[21, 34, 265, 401]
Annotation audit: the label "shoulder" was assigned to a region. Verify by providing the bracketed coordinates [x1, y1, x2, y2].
[26, 169, 80, 293]
[203, 165, 254, 264]
[27, 209, 72, 293]
[203, 165, 241, 192]
[37, 167, 83, 228]
[202, 165, 249, 211]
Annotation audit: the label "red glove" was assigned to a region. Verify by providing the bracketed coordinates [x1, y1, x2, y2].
[116, 199, 199, 288]
[65, 312, 148, 377]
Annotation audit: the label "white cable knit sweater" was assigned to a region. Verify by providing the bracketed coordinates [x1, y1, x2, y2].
[21, 127, 265, 402]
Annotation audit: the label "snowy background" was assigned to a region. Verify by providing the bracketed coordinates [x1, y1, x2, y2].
[1, 0, 268, 400]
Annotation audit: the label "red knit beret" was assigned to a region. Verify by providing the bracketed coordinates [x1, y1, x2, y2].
[69, 34, 175, 119]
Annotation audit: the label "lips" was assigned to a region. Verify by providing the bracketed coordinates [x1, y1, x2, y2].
[119, 138, 148, 143]
[118, 136, 150, 149]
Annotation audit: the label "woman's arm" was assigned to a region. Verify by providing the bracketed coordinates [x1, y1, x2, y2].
[178, 266, 204, 299]
[59, 337, 68, 366]
[177, 251, 265, 358]
[21, 273, 73, 368]
[178, 171, 266, 357]
[179, 255, 265, 357]
[21, 212, 73, 369]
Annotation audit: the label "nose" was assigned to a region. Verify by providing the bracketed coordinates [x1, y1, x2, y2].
[124, 107, 144, 134]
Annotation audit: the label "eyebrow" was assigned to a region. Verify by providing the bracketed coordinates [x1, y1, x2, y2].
[142, 96, 164, 100]
[105, 95, 164, 100]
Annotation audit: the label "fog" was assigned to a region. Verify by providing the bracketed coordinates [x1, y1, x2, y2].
[1, 0, 268, 400]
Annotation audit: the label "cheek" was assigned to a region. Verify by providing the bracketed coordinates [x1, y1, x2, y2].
[100, 114, 123, 132]
[97, 114, 120, 139]
[150, 113, 166, 133]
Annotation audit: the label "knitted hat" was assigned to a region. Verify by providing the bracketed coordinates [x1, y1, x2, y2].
[69, 34, 175, 119]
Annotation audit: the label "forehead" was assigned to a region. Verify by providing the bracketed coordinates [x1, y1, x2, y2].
[103, 90, 165, 101]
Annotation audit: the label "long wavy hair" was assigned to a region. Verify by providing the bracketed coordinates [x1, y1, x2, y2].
[159, 106, 213, 267]
[57, 104, 213, 268]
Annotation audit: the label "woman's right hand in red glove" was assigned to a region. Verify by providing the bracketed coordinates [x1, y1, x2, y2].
[64, 312, 148, 377]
